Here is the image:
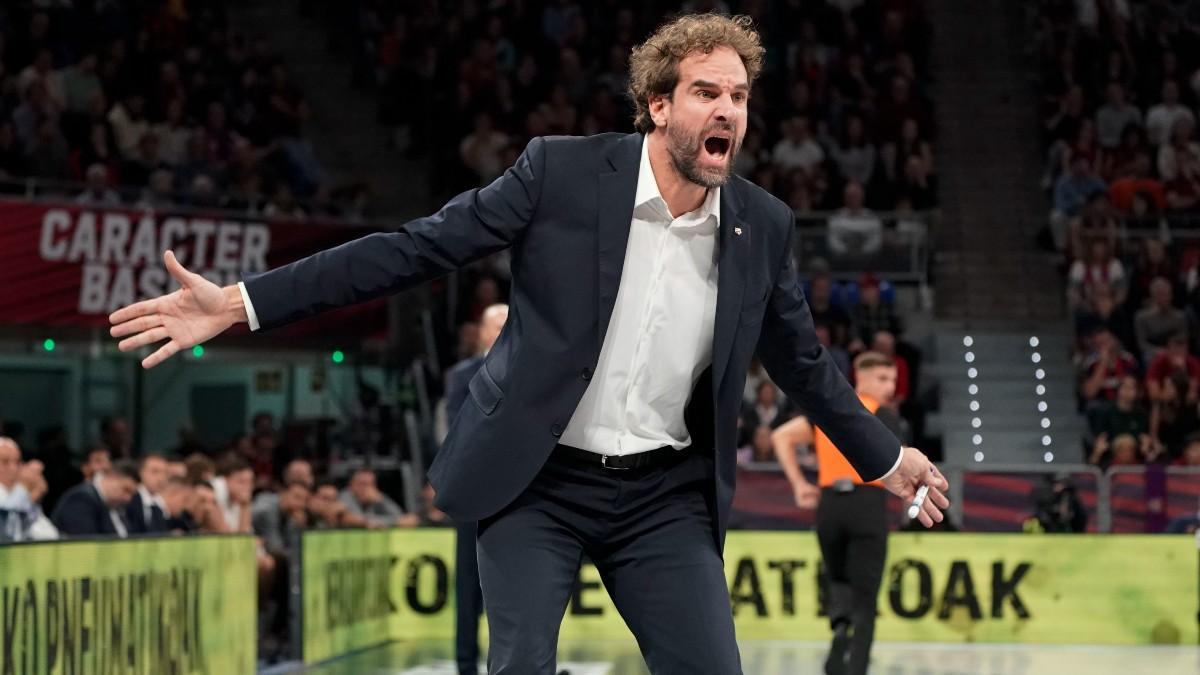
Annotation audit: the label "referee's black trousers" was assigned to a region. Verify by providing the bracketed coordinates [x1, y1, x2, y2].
[816, 485, 888, 675]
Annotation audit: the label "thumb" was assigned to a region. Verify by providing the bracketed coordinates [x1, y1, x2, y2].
[163, 250, 200, 288]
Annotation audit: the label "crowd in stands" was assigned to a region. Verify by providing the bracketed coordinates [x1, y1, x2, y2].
[1035, 0, 1200, 471]
[321, 0, 936, 242]
[0, 411, 445, 661]
[0, 2, 367, 220]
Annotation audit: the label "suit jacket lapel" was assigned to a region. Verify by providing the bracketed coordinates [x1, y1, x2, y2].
[596, 133, 642, 349]
[711, 181, 748, 394]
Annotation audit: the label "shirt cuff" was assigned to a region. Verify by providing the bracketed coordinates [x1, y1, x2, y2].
[237, 281, 261, 332]
[877, 445, 904, 481]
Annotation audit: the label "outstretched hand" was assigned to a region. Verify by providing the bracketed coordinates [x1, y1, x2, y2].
[879, 446, 950, 528]
[108, 251, 246, 369]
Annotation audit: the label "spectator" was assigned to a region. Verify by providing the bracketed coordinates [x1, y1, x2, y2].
[156, 477, 197, 532]
[881, 117, 935, 182]
[832, 114, 875, 186]
[772, 116, 824, 175]
[308, 480, 366, 529]
[852, 277, 902, 344]
[1145, 333, 1200, 403]
[183, 452, 215, 483]
[119, 131, 166, 191]
[100, 415, 132, 458]
[1150, 371, 1200, 460]
[459, 112, 509, 185]
[1075, 283, 1136, 353]
[807, 273, 853, 348]
[870, 330, 910, 408]
[252, 479, 310, 557]
[283, 459, 314, 490]
[1108, 154, 1164, 214]
[815, 323, 852, 377]
[1079, 328, 1140, 404]
[61, 52, 101, 115]
[1135, 280, 1188, 362]
[1145, 80, 1194, 147]
[1095, 83, 1142, 149]
[80, 446, 112, 481]
[741, 380, 791, 434]
[74, 163, 120, 205]
[827, 181, 883, 257]
[339, 467, 418, 528]
[416, 482, 452, 527]
[1051, 155, 1106, 251]
[1101, 125, 1151, 182]
[736, 426, 776, 465]
[185, 480, 227, 533]
[50, 459, 139, 537]
[125, 452, 169, 534]
[212, 453, 254, 533]
[107, 92, 148, 160]
[137, 169, 176, 210]
[1067, 239, 1127, 312]
[1089, 432, 1144, 468]
[1087, 375, 1155, 463]
[0, 439, 58, 543]
[1157, 116, 1200, 182]
[1127, 239, 1176, 310]
[896, 154, 937, 209]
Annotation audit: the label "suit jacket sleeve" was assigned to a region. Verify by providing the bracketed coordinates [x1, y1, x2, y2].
[243, 137, 547, 330]
[755, 216, 902, 482]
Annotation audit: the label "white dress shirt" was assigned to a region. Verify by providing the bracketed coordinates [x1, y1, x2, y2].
[561, 138, 721, 456]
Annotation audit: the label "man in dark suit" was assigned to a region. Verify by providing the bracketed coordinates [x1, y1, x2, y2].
[109, 14, 949, 674]
[126, 452, 169, 533]
[445, 303, 507, 675]
[51, 459, 139, 537]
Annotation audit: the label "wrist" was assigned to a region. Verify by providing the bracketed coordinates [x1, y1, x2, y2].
[223, 285, 248, 325]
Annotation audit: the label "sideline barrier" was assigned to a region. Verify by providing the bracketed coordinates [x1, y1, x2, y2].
[0, 534, 257, 674]
[300, 529, 1197, 664]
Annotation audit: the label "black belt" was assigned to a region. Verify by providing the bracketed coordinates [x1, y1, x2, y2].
[553, 443, 682, 471]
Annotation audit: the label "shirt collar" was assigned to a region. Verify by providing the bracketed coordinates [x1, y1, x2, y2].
[634, 134, 721, 229]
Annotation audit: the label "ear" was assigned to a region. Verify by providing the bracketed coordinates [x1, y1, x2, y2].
[648, 93, 670, 129]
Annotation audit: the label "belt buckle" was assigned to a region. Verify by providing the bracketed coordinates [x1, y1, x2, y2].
[601, 454, 631, 470]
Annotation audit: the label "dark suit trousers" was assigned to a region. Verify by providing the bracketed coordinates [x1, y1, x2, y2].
[476, 447, 741, 675]
[816, 486, 888, 675]
[455, 520, 484, 675]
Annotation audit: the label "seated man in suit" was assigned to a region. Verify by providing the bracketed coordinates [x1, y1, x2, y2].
[51, 460, 139, 537]
[126, 452, 170, 533]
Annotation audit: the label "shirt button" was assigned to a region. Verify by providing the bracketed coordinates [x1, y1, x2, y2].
[581, 367, 592, 381]
[550, 423, 563, 437]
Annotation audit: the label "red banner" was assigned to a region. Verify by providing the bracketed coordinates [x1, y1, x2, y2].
[0, 198, 391, 342]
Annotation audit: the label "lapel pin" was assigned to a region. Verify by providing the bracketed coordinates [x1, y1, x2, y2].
[734, 227, 743, 236]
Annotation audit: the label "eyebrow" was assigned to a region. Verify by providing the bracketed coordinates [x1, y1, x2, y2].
[690, 79, 750, 92]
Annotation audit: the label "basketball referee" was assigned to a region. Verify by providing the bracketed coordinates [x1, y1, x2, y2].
[771, 351, 905, 675]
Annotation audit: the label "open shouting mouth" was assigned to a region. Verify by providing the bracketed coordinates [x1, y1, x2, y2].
[703, 133, 732, 162]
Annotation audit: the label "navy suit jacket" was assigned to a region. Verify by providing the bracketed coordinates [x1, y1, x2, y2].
[446, 355, 485, 420]
[51, 482, 123, 537]
[243, 133, 901, 546]
[125, 491, 167, 534]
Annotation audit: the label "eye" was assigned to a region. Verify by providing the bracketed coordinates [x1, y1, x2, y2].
[698, 89, 714, 99]
[733, 93, 748, 103]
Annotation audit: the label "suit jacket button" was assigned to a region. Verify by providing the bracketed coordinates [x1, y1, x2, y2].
[581, 367, 592, 381]
[551, 423, 563, 437]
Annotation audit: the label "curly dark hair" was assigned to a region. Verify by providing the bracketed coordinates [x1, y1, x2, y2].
[627, 13, 765, 134]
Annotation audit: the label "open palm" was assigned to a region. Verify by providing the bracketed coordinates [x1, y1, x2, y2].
[109, 251, 239, 369]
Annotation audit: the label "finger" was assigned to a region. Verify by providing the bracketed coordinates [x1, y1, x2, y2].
[142, 340, 181, 369]
[917, 507, 933, 528]
[118, 327, 169, 352]
[922, 495, 945, 524]
[928, 466, 950, 491]
[163, 250, 200, 288]
[109, 297, 161, 325]
[928, 486, 950, 509]
[110, 314, 162, 338]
